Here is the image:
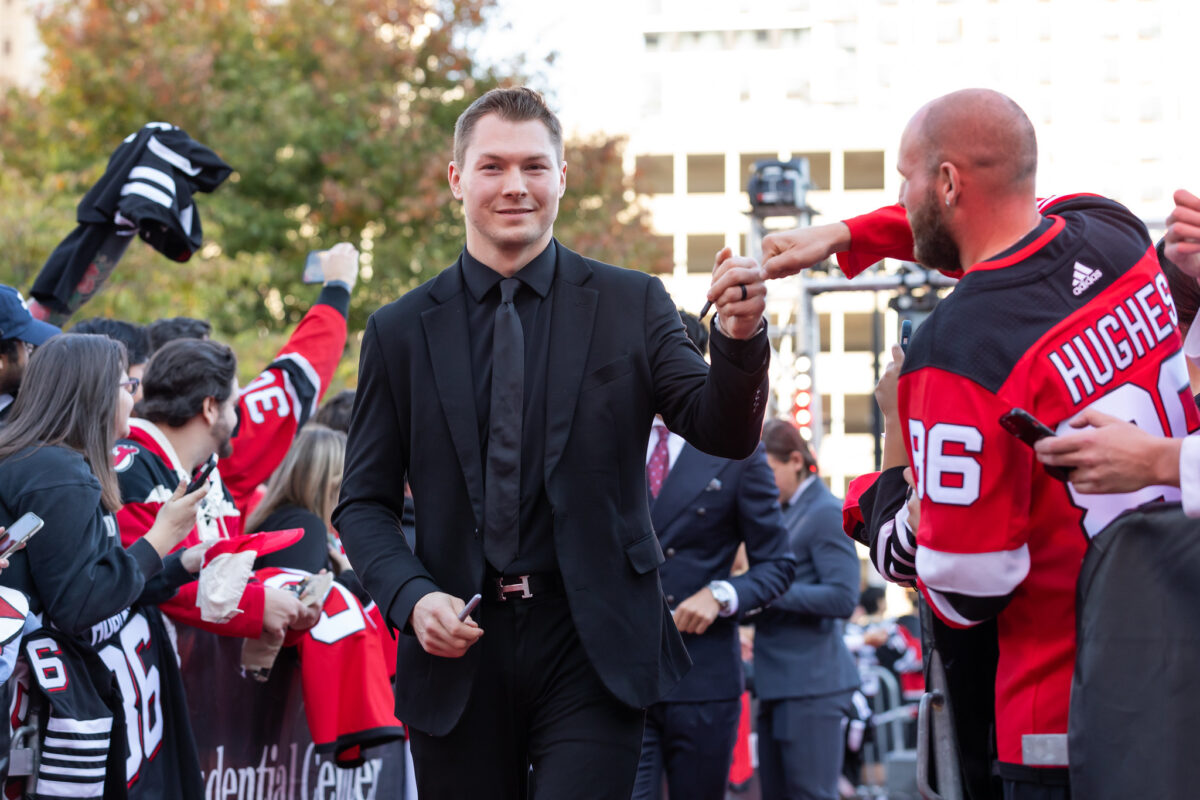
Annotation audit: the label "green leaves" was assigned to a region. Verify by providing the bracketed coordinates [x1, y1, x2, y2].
[0, 0, 669, 391]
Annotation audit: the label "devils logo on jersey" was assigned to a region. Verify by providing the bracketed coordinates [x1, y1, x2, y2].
[112, 444, 139, 472]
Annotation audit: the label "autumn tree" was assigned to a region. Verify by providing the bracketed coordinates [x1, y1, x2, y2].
[0, 0, 669, 385]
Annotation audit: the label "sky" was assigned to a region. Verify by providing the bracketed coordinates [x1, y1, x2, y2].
[473, 0, 646, 136]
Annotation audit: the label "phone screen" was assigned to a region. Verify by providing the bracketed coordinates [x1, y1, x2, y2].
[302, 251, 326, 284]
[0, 512, 44, 560]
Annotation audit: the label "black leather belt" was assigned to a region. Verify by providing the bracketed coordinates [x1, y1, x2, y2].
[484, 571, 563, 602]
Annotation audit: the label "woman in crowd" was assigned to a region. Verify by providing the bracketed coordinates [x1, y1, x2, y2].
[247, 423, 367, 602]
[0, 334, 204, 635]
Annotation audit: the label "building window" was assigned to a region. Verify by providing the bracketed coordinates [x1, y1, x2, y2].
[687, 234, 727, 273]
[635, 155, 674, 195]
[842, 312, 876, 351]
[818, 313, 831, 352]
[844, 151, 886, 190]
[644, 33, 661, 51]
[844, 394, 876, 435]
[792, 152, 830, 190]
[687, 154, 725, 193]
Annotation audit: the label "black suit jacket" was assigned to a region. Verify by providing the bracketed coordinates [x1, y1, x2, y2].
[652, 442, 795, 703]
[334, 243, 770, 735]
[752, 479, 860, 701]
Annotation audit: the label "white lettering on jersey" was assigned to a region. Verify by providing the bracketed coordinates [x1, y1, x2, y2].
[908, 421, 984, 507]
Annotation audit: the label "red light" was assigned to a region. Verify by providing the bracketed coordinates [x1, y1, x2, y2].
[794, 390, 812, 407]
[794, 409, 813, 426]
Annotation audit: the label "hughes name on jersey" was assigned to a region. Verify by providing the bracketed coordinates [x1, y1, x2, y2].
[837, 194, 1199, 774]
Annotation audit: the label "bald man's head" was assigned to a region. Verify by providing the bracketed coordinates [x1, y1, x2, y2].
[913, 89, 1037, 192]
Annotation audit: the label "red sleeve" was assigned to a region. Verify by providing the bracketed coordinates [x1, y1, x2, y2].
[116, 502, 268, 637]
[835, 205, 916, 278]
[222, 302, 349, 511]
[899, 366, 1034, 629]
[842, 471, 879, 540]
[116, 501, 160, 550]
[160, 580, 267, 639]
[835, 198, 1084, 278]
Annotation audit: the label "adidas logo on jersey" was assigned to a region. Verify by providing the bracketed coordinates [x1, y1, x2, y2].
[1072, 262, 1101, 296]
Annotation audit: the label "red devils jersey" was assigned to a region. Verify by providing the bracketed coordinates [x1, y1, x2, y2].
[257, 569, 404, 766]
[842, 195, 1200, 769]
[114, 419, 264, 639]
[221, 301, 347, 517]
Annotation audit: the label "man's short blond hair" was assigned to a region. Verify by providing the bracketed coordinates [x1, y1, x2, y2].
[453, 87, 563, 165]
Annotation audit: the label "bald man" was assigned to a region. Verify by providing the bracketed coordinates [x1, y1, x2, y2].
[762, 89, 1196, 799]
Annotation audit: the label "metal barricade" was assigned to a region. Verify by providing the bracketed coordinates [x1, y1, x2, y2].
[915, 649, 963, 800]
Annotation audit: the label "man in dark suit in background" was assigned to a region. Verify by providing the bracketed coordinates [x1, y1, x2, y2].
[334, 87, 772, 799]
[754, 420, 861, 800]
[632, 311, 796, 800]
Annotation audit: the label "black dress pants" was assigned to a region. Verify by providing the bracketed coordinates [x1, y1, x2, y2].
[632, 697, 741, 800]
[407, 591, 646, 799]
[1002, 779, 1070, 800]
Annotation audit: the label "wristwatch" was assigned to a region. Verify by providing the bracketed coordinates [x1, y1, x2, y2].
[708, 581, 735, 612]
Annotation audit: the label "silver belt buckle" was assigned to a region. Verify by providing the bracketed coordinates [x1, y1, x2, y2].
[496, 575, 532, 600]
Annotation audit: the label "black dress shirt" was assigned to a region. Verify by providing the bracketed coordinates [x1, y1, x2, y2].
[460, 240, 557, 574]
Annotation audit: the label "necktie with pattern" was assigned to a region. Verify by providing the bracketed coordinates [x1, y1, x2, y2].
[647, 424, 671, 499]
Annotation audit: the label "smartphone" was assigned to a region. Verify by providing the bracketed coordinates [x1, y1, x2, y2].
[458, 593, 482, 622]
[302, 250, 326, 284]
[186, 455, 218, 494]
[0, 512, 44, 560]
[899, 319, 913, 352]
[998, 408, 1073, 482]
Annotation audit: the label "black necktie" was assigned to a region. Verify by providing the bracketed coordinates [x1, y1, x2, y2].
[484, 278, 523, 571]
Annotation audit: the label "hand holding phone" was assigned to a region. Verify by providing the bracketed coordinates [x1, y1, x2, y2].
[899, 319, 913, 352]
[186, 455, 218, 494]
[0, 513, 44, 561]
[302, 250, 327, 284]
[998, 408, 1073, 481]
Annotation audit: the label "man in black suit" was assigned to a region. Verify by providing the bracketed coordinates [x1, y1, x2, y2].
[754, 420, 861, 800]
[334, 87, 772, 799]
[632, 312, 795, 800]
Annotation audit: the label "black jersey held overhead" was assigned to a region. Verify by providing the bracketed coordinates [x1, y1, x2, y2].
[32, 123, 232, 315]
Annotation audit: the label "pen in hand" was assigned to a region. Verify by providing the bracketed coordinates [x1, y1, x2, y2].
[458, 593, 482, 622]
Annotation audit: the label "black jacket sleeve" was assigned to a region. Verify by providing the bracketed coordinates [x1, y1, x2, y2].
[136, 552, 196, 606]
[7, 481, 159, 637]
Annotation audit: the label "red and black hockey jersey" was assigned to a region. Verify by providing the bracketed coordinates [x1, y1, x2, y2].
[115, 418, 264, 639]
[5, 608, 202, 800]
[220, 287, 349, 517]
[840, 194, 1200, 771]
[257, 569, 404, 766]
[113, 290, 349, 638]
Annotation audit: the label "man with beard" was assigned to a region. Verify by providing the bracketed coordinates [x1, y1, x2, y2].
[114, 339, 316, 639]
[0, 285, 61, 421]
[759, 89, 1196, 799]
